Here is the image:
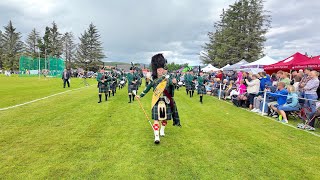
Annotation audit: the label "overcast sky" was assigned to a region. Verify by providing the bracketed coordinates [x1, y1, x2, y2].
[0, 0, 319, 65]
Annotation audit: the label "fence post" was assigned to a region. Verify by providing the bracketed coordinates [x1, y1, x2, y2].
[219, 83, 222, 100]
[261, 90, 267, 116]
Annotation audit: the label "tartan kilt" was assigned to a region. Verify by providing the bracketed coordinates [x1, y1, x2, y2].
[128, 84, 137, 93]
[152, 98, 172, 121]
[186, 83, 192, 91]
[110, 81, 117, 91]
[198, 85, 206, 94]
[189, 83, 195, 91]
[98, 83, 108, 93]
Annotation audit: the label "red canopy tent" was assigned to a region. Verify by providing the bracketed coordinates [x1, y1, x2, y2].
[264, 52, 310, 73]
[292, 55, 320, 70]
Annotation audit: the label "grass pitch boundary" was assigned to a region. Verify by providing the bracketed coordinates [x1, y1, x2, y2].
[0, 86, 90, 111]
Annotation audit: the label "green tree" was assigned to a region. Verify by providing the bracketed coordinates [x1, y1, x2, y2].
[0, 30, 3, 69]
[1, 21, 24, 70]
[76, 23, 105, 70]
[25, 28, 40, 59]
[201, 0, 270, 67]
[37, 26, 51, 58]
[167, 62, 180, 71]
[62, 32, 76, 68]
[48, 22, 63, 58]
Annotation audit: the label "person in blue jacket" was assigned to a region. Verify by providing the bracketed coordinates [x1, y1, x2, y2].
[259, 71, 271, 91]
[275, 85, 300, 123]
[267, 82, 288, 117]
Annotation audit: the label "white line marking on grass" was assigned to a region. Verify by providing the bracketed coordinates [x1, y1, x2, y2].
[212, 96, 320, 138]
[0, 86, 90, 111]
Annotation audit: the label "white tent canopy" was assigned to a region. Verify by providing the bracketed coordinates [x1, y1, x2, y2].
[223, 60, 248, 71]
[240, 56, 277, 69]
[221, 64, 230, 70]
[202, 64, 219, 72]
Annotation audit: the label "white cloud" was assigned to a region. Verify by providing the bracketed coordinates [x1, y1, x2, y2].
[1, 0, 320, 65]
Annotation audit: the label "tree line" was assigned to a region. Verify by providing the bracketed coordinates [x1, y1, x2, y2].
[201, 0, 271, 67]
[0, 21, 105, 71]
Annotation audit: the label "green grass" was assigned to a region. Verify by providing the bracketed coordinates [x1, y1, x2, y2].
[0, 76, 319, 179]
[0, 75, 96, 108]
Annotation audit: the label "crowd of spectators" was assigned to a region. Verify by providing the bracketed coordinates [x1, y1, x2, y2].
[201, 68, 320, 130]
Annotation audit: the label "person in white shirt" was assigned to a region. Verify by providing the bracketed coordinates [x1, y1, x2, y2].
[245, 74, 260, 110]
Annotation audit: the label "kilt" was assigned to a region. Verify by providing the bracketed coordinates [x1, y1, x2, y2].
[189, 83, 195, 91]
[128, 84, 137, 93]
[98, 83, 108, 93]
[186, 83, 192, 91]
[110, 81, 117, 90]
[197, 85, 206, 94]
[152, 98, 172, 120]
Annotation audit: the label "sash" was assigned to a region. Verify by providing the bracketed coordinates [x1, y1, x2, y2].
[151, 78, 167, 109]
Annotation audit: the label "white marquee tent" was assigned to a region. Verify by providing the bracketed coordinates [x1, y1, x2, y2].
[221, 64, 230, 71]
[240, 56, 277, 69]
[223, 60, 249, 71]
[240, 56, 278, 73]
[202, 64, 219, 72]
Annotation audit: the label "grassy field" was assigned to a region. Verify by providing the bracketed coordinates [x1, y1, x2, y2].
[0, 76, 319, 179]
[0, 75, 96, 108]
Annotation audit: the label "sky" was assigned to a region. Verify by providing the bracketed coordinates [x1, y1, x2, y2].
[0, 0, 319, 66]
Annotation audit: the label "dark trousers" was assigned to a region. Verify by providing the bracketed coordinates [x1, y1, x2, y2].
[63, 79, 70, 88]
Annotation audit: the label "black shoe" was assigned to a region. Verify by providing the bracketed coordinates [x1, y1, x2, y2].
[128, 101, 131, 103]
[154, 140, 160, 144]
[173, 123, 182, 127]
[98, 101, 102, 103]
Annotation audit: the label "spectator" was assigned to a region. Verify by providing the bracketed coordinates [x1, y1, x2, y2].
[270, 73, 278, 86]
[268, 82, 288, 117]
[212, 78, 221, 96]
[251, 95, 264, 113]
[290, 70, 298, 85]
[62, 69, 71, 88]
[216, 70, 223, 82]
[298, 69, 304, 77]
[259, 71, 271, 91]
[236, 71, 243, 86]
[229, 80, 246, 97]
[218, 79, 228, 98]
[224, 80, 236, 100]
[293, 76, 302, 95]
[245, 74, 260, 109]
[299, 68, 312, 97]
[276, 85, 300, 123]
[276, 71, 284, 82]
[281, 72, 291, 87]
[303, 70, 320, 119]
[205, 80, 213, 93]
[231, 71, 237, 81]
[306, 109, 320, 131]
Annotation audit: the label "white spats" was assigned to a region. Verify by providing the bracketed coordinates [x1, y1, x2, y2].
[154, 130, 160, 144]
[160, 125, 166, 137]
[153, 124, 160, 144]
